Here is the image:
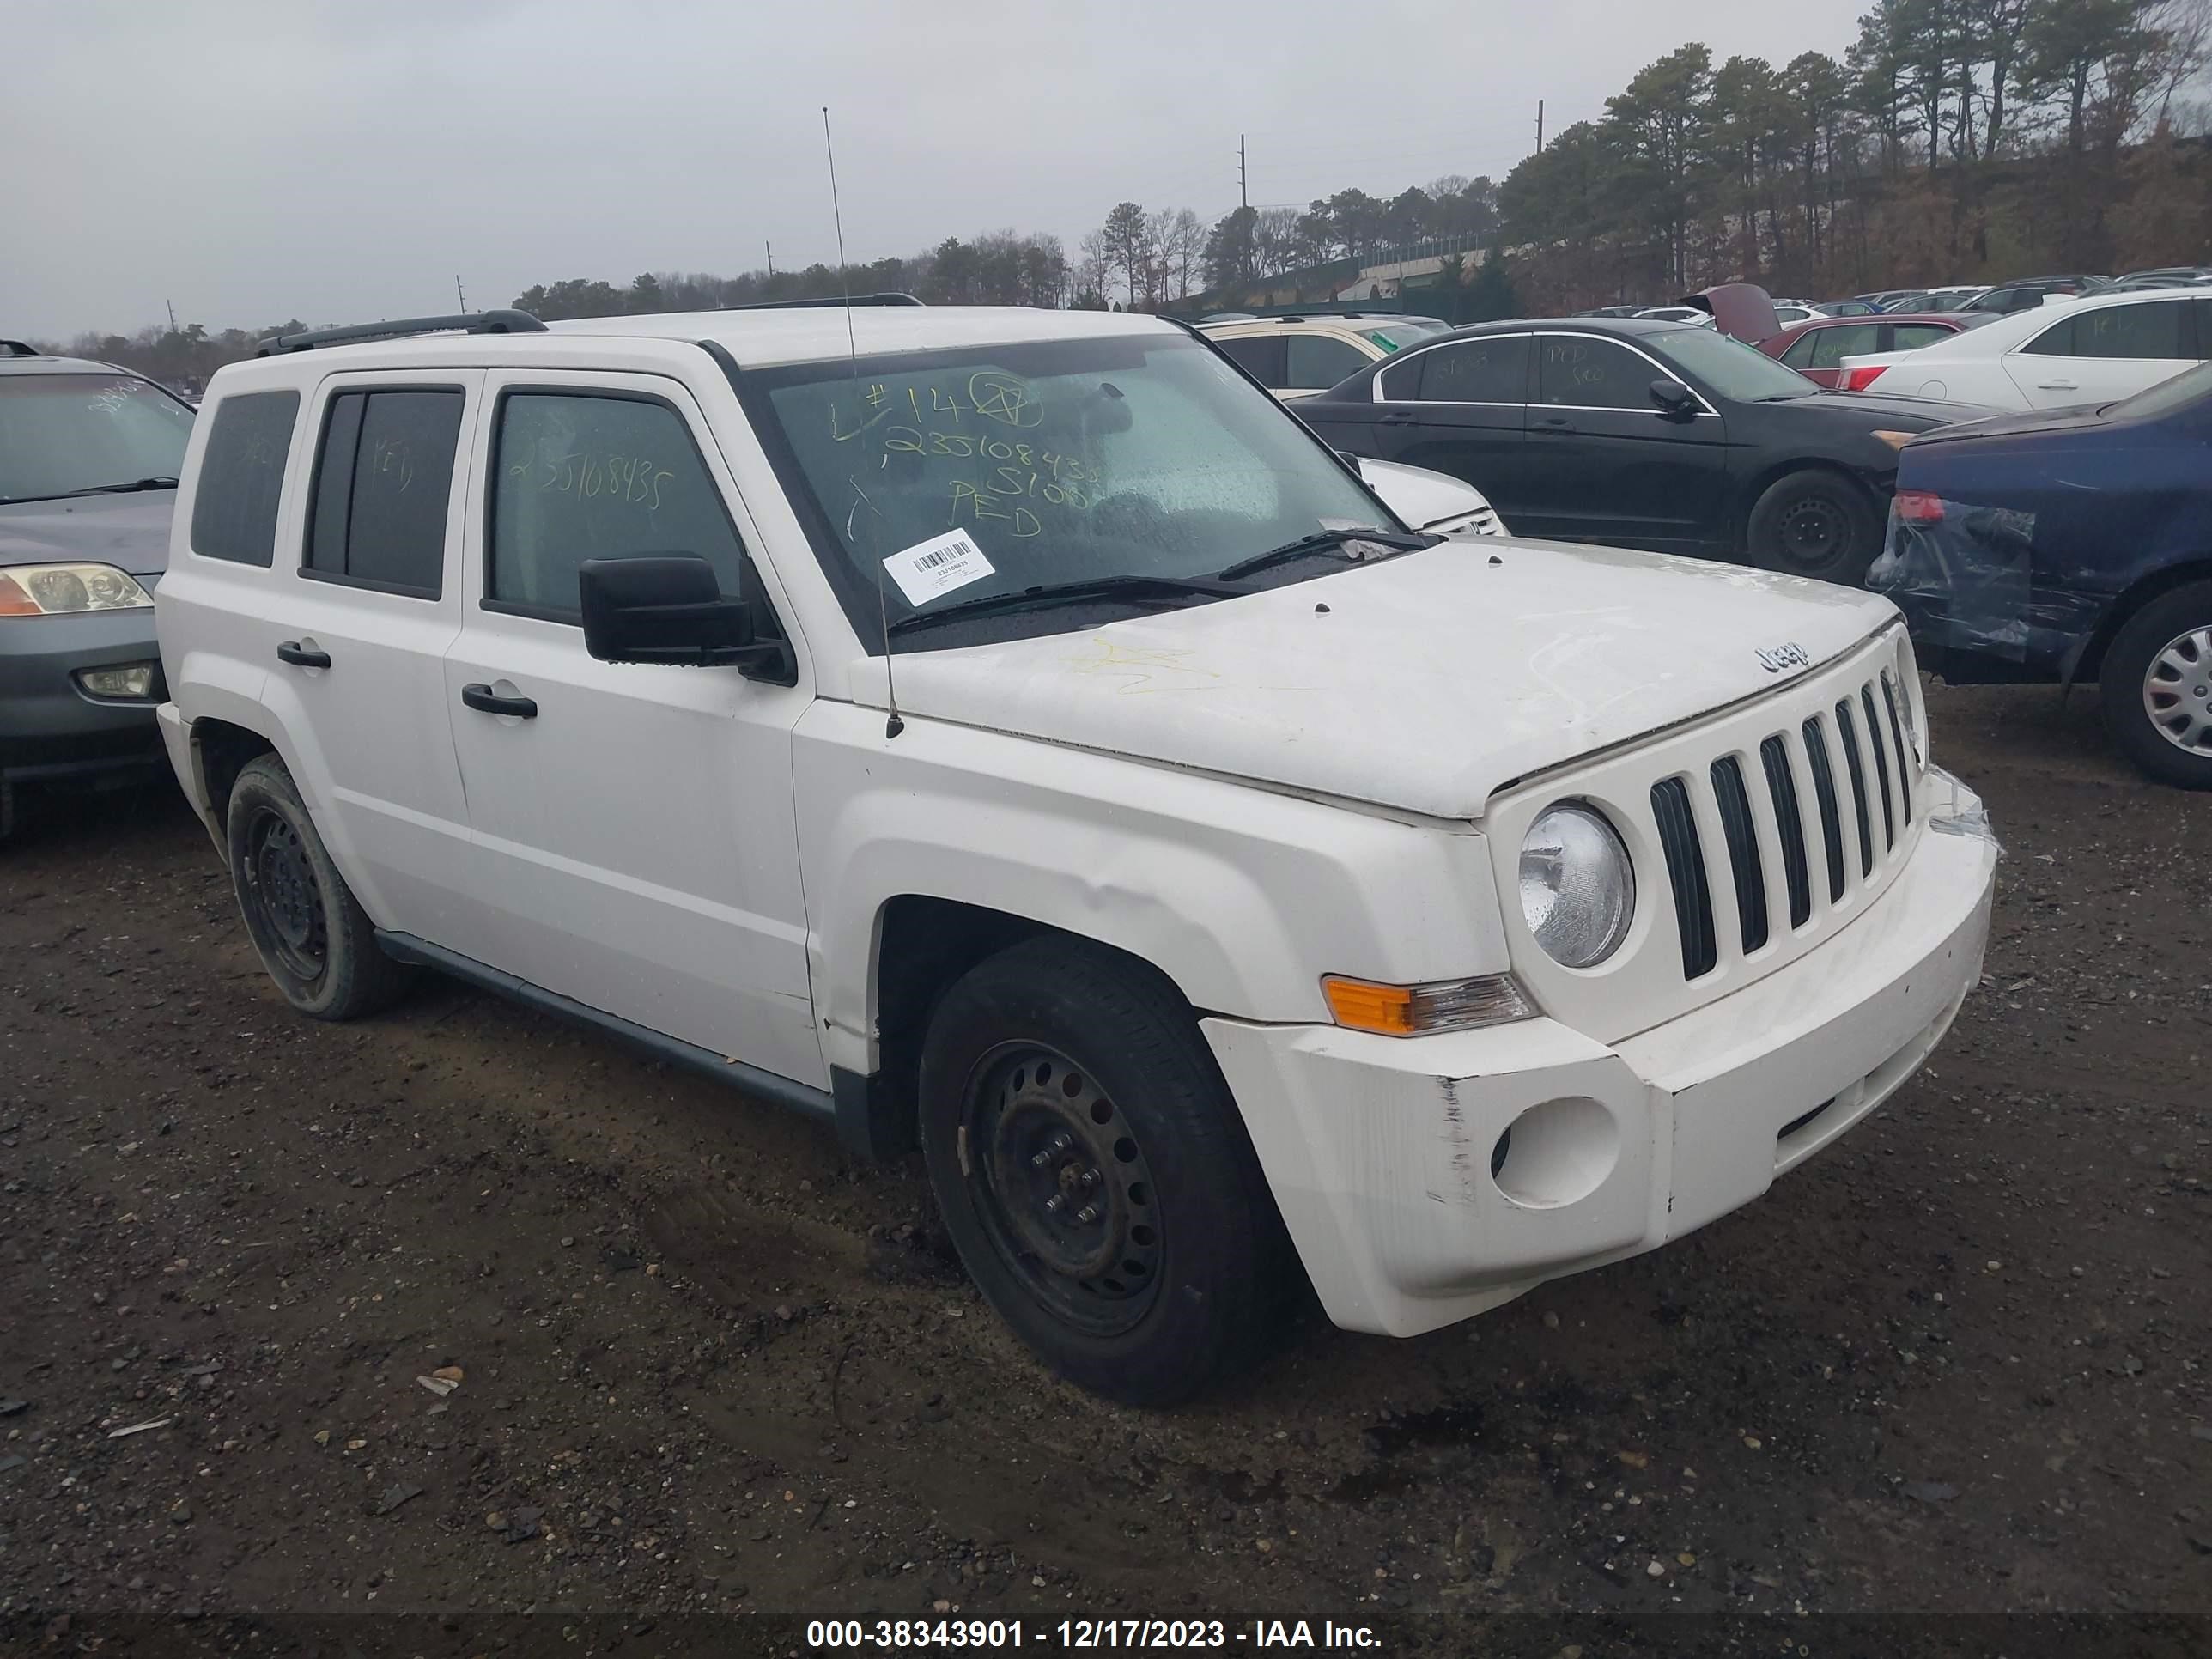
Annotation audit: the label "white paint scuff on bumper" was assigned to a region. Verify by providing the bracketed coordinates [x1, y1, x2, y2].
[1203, 773, 1999, 1338]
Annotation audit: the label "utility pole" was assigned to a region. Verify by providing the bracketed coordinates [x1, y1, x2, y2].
[1238, 134, 1248, 210]
[765, 240, 775, 277]
[1536, 100, 1545, 153]
[165, 298, 178, 333]
[455, 274, 467, 312]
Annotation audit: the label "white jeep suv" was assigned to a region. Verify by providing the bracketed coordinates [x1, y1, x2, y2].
[155, 303, 1998, 1403]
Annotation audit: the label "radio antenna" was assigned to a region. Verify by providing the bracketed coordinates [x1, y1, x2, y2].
[823, 104, 902, 740]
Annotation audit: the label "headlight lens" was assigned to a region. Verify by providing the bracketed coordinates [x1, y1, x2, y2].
[0, 563, 155, 616]
[1518, 802, 1636, 969]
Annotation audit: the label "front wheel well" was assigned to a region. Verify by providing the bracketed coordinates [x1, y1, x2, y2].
[1735, 458, 1882, 548]
[2072, 559, 2212, 684]
[854, 897, 1200, 1161]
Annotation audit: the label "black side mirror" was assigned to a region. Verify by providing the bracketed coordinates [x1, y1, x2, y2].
[578, 555, 793, 682]
[1649, 378, 1698, 417]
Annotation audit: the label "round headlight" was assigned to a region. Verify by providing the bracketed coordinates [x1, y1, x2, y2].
[1518, 802, 1635, 969]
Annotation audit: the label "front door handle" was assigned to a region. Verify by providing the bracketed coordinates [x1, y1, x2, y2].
[1378, 411, 1416, 426]
[276, 641, 331, 669]
[2037, 378, 2079, 390]
[461, 683, 538, 720]
[1534, 415, 1577, 434]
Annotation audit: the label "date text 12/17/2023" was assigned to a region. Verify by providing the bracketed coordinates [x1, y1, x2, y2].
[804, 1618, 1383, 1650]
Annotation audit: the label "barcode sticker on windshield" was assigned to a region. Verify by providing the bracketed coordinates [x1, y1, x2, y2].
[883, 529, 994, 608]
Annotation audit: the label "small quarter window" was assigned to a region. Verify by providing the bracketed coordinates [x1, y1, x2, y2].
[191, 391, 297, 567]
[304, 388, 464, 596]
[488, 392, 745, 617]
[1215, 335, 1287, 389]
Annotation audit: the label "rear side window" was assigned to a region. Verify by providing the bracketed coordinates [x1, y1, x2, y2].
[1891, 324, 1953, 349]
[488, 392, 745, 618]
[1803, 324, 1881, 369]
[1285, 334, 1370, 389]
[304, 388, 464, 596]
[1412, 336, 1529, 402]
[1214, 335, 1286, 389]
[190, 391, 297, 566]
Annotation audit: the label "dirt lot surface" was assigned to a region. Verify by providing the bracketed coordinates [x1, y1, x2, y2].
[3, 682, 2209, 1656]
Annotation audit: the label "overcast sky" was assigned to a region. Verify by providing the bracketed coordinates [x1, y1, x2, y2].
[3, 0, 1871, 341]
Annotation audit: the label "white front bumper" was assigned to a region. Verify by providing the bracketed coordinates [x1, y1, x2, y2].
[1203, 775, 1999, 1337]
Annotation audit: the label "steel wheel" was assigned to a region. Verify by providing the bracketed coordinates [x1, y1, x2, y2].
[240, 805, 328, 983]
[2142, 626, 2212, 756]
[1775, 493, 1850, 574]
[961, 1042, 1164, 1338]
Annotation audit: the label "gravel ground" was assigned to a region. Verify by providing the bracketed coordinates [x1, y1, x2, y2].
[1, 681, 2207, 1656]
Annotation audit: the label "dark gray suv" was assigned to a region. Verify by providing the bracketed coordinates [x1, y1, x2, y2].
[1, 341, 195, 836]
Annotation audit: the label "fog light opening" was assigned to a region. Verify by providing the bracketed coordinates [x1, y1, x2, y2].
[1491, 1097, 1619, 1210]
[75, 661, 162, 702]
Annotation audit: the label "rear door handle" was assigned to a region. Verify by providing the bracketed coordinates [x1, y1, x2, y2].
[461, 683, 538, 720]
[2036, 378, 2079, 390]
[1534, 415, 1577, 434]
[1378, 411, 1416, 426]
[276, 641, 331, 669]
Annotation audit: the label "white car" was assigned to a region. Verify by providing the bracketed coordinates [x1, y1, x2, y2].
[1838, 286, 2212, 409]
[1633, 306, 1717, 326]
[1358, 455, 1506, 537]
[1200, 313, 1449, 401]
[154, 303, 1997, 1404]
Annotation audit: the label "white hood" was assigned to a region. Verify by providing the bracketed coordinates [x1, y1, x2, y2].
[861, 540, 1898, 820]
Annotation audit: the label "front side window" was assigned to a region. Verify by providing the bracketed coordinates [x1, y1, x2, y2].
[1418, 336, 1530, 403]
[2075, 300, 2194, 360]
[751, 332, 1393, 647]
[0, 373, 194, 506]
[489, 392, 746, 617]
[304, 388, 464, 596]
[1285, 334, 1370, 388]
[1538, 336, 1660, 410]
[190, 390, 295, 566]
[1796, 324, 1880, 369]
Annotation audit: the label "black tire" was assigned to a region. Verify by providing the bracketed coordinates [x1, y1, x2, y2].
[224, 754, 411, 1018]
[1744, 467, 1881, 584]
[917, 935, 1297, 1405]
[2100, 580, 2212, 789]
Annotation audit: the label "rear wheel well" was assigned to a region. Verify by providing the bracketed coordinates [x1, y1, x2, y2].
[2073, 559, 2212, 684]
[190, 718, 277, 825]
[860, 898, 1198, 1160]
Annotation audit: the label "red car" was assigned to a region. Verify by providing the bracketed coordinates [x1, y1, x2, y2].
[1757, 313, 1989, 388]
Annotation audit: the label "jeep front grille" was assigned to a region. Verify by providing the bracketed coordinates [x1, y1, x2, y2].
[1650, 666, 1920, 982]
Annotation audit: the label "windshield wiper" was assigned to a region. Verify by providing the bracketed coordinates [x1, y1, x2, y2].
[1214, 527, 1433, 583]
[885, 573, 1249, 637]
[64, 477, 179, 495]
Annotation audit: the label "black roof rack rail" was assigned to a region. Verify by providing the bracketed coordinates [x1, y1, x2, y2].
[720, 293, 925, 312]
[2, 339, 41, 358]
[257, 309, 547, 356]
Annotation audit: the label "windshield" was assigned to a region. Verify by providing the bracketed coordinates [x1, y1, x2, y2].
[751, 331, 1394, 648]
[2110, 359, 2212, 421]
[0, 374, 194, 503]
[1645, 325, 1820, 401]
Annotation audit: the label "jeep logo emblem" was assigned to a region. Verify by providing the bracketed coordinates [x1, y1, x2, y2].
[1757, 641, 1811, 674]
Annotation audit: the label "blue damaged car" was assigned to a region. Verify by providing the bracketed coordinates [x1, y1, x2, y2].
[1870, 359, 2212, 789]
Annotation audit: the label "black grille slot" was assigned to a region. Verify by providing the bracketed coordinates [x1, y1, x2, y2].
[1881, 672, 1913, 819]
[1650, 777, 1717, 979]
[1759, 735, 1812, 927]
[1861, 685, 1896, 850]
[1710, 757, 1769, 953]
[1834, 699, 1874, 878]
[1802, 717, 1846, 902]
